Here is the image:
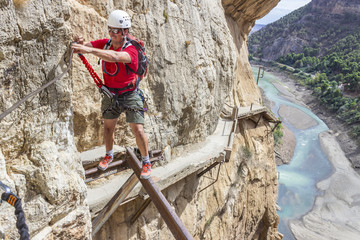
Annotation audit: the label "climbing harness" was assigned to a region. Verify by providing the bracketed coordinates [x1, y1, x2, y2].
[0, 45, 74, 122]
[0, 181, 29, 240]
[106, 88, 147, 118]
[78, 52, 147, 115]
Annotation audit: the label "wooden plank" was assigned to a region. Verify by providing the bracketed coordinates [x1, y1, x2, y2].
[85, 159, 126, 175]
[85, 156, 164, 183]
[85, 167, 127, 183]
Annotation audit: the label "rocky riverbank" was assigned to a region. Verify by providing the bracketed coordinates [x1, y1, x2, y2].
[290, 130, 360, 239]
[258, 87, 296, 166]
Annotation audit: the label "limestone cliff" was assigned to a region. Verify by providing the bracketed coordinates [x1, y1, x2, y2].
[0, 0, 91, 239]
[0, 0, 281, 239]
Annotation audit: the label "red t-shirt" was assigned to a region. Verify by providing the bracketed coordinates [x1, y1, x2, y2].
[90, 38, 138, 93]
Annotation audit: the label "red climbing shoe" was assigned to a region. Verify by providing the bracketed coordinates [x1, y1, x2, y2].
[98, 155, 113, 171]
[140, 163, 151, 179]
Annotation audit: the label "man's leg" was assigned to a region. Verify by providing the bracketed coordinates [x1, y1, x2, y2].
[98, 118, 117, 170]
[129, 123, 148, 156]
[130, 123, 151, 179]
[104, 118, 118, 152]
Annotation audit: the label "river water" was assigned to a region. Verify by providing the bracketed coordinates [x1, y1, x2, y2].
[252, 67, 333, 239]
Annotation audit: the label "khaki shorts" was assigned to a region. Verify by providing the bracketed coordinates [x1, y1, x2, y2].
[101, 90, 144, 124]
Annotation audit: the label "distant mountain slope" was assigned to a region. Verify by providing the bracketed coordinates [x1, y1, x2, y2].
[249, 0, 360, 61]
[249, 24, 266, 35]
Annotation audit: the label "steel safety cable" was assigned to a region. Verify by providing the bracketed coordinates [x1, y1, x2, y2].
[0, 48, 74, 122]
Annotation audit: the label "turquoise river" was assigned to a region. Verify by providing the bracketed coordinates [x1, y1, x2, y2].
[252, 67, 333, 239]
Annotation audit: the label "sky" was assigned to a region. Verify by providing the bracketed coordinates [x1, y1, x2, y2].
[256, 0, 312, 25]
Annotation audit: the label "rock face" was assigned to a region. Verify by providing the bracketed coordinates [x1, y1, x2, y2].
[0, 0, 91, 239]
[0, 0, 281, 239]
[72, 0, 239, 151]
[262, 36, 308, 62]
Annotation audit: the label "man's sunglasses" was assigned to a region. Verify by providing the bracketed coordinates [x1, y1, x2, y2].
[108, 27, 127, 34]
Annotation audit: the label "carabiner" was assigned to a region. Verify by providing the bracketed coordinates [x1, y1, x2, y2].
[0, 181, 11, 194]
[0, 181, 19, 206]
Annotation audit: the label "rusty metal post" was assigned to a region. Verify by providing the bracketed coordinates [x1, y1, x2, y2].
[130, 198, 152, 225]
[227, 107, 239, 148]
[271, 122, 281, 132]
[197, 161, 224, 193]
[255, 113, 263, 128]
[256, 66, 264, 85]
[126, 147, 194, 240]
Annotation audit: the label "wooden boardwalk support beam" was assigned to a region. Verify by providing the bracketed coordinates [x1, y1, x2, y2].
[91, 173, 139, 237]
[227, 107, 238, 148]
[237, 105, 281, 125]
[126, 147, 194, 240]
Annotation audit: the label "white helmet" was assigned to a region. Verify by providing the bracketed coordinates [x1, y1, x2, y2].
[108, 10, 131, 28]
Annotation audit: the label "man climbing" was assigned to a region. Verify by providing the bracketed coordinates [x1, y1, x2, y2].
[71, 10, 151, 179]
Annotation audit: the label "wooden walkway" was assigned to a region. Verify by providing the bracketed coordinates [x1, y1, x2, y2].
[91, 148, 193, 240]
[85, 104, 280, 239]
[237, 104, 280, 130]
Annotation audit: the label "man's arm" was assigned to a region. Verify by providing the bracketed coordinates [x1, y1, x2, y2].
[71, 35, 131, 63]
[71, 44, 131, 63]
